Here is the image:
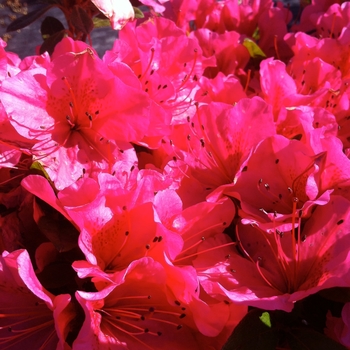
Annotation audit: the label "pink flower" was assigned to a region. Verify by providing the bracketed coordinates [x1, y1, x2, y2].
[56, 171, 178, 283]
[104, 17, 215, 124]
[0, 38, 148, 189]
[191, 29, 250, 78]
[73, 257, 239, 349]
[0, 249, 75, 349]
[194, 195, 350, 312]
[222, 133, 350, 231]
[174, 97, 275, 197]
[194, 72, 247, 104]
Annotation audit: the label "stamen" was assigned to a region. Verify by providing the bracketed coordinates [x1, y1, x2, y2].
[256, 259, 280, 291]
[182, 221, 228, 243]
[66, 115, 75, 128]
[140, 48, 155, 81]
[62, 77, 79, 123]
[178, 49, 198, 90]
[174, 241, 236, 263]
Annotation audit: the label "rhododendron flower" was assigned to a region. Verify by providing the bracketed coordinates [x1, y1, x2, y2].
[222, 133, 350, 231]
[195, 72, 247, 104]
[174, 97, 275, 194]
[0, 249, 75, 349]
[193, 195, 350, 312]
[104, 17, 215, 123]
[74, 257, 241, 350]
[0, 38, 148, 189]
[191, 29, 250, 78]
[91, 0, 135, 30]
[55, 171, 178, 283]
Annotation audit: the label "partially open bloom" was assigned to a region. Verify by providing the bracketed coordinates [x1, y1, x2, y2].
[74, 257, 240, 350]
[193, 195, 350, 312]
[0, 38, 148, 189]
[91, 0, 135, 30]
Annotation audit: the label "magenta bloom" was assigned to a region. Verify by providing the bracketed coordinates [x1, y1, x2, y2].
[73, 258, 238, 350]
[0, 38, 149, 189]
[193, 195, 350, 312]
[177, 97, 275, 195]
[105, 17, 215, 124]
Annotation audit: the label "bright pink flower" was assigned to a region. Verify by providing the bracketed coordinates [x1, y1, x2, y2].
[222, 134, 346, 231]
[167, 196, 236, 268]
[257, 3, 293, 61]
[315, 2, 350, 39]
[291, 0, 343, 34]
[0, 249, 74, 349]
[59, 171, 178, 283]
[0, 38, 21, 82]
[193, 195, 350, 312]
[219, 0, 273, 35]
[187, 0, 272, 36]
[275, 105, 338, 143]
[176, 97, 275, 193]
[259, 58, 339, 118]
[195, 72, 247, 104]
[0, 38, 147, 189]
[74, 257, 239, 349]
[104, 17, 215, 124]
[190, 29, 250, 78]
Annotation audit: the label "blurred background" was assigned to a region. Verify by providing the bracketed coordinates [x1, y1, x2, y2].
[0, 0, 301, 58]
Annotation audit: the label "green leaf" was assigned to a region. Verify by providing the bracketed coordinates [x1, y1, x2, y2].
[7, 4, 54, 32]
[252, 27, 260, 41]
[243, 38, 266, 58]
[133, 7, 145, 19]
[92, 17, 111, 28]
[259, 312, 272, 328]
[222, 309, 279, 350]
[287, 328, 348, 350]
[30, 161, 52, 181]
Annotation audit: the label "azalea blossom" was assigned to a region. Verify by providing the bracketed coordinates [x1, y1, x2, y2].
[0, 38, 149, 190]
[73, 257, 242, 350]
[192, 195, 350, 312]
[2, 0, 350, 348]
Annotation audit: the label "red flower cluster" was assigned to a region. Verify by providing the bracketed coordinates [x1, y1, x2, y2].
[1, 0, 350, 349]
